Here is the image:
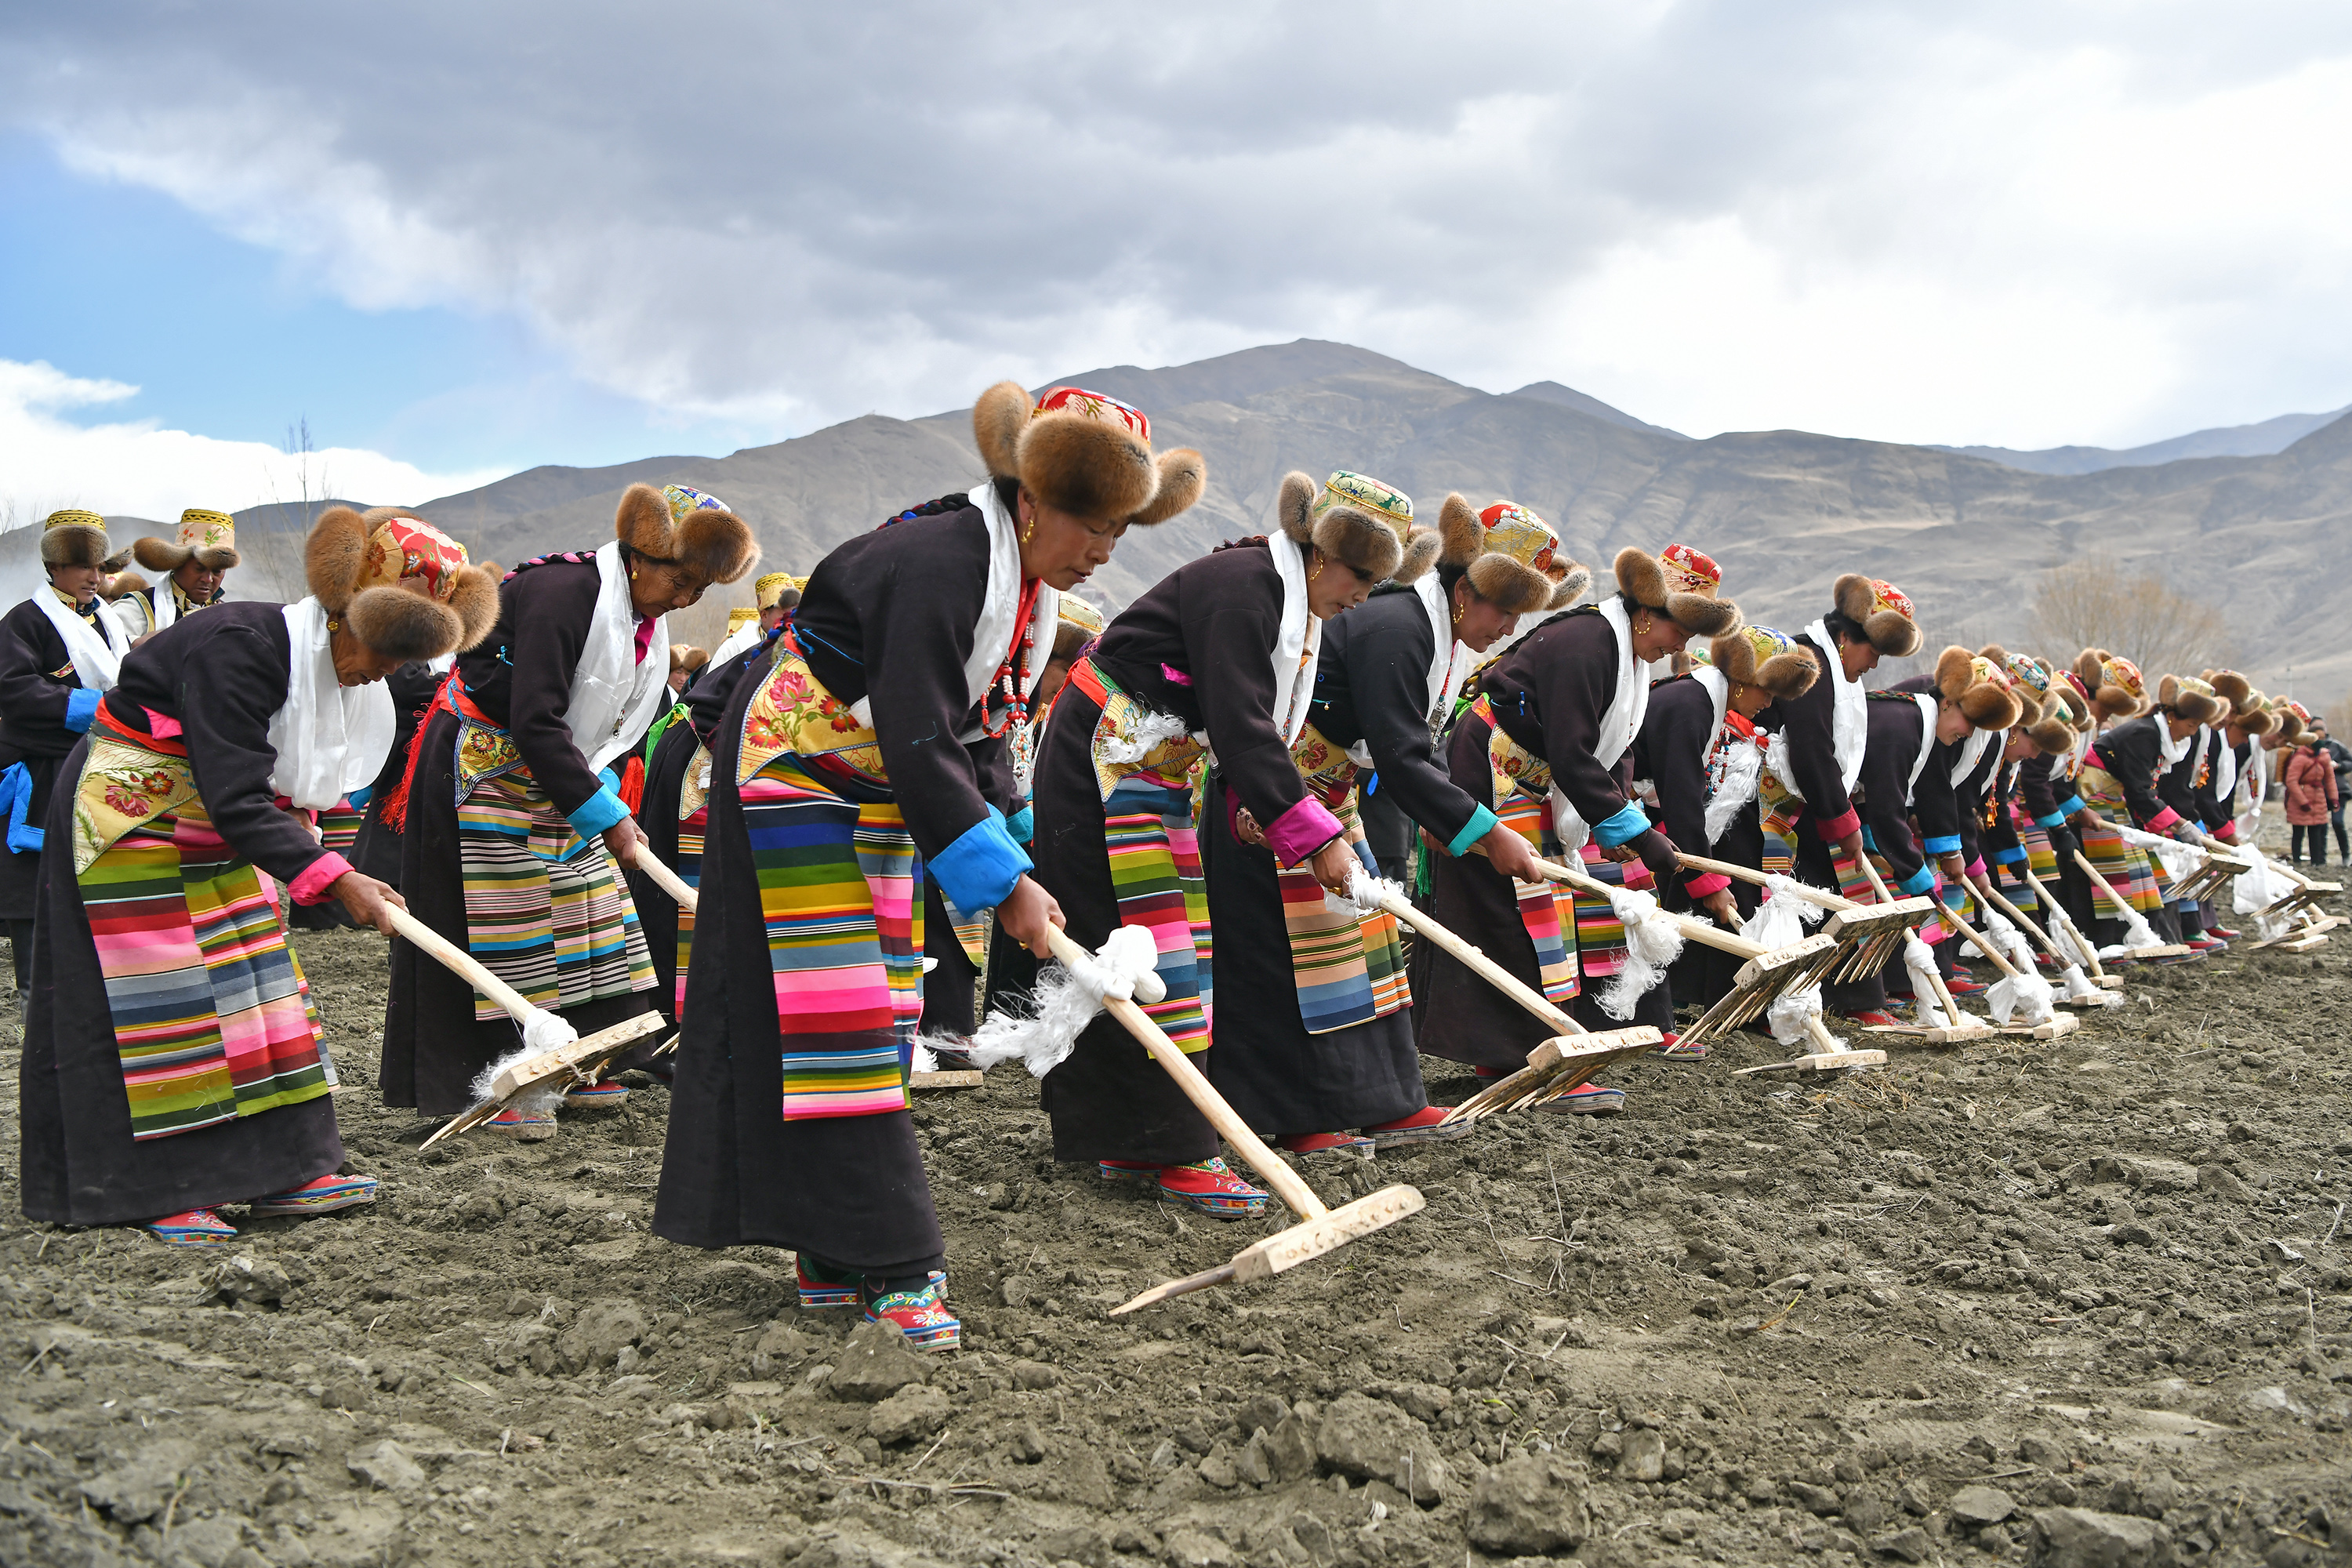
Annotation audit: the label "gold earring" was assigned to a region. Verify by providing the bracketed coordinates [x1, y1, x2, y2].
[1020, 514, 1036, 545]
[630, 568, 638, 580]
[1308, 554, 1325, 583]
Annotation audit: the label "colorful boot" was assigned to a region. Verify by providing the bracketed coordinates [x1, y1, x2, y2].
[864, 1277, 960, 1352]
[1154, 1159, 1269, 1219]
[144, 1209, 238, 1247]
[1359, 1105, 1472, 1149]
[249, 1174, 379, 1217]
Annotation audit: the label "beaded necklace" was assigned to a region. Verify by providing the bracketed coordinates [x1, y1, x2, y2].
[975, 575, 1042, 739]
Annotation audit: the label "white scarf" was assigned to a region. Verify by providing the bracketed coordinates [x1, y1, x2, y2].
[708, 618, 764, 671]
[2156, 719, 2193, 771]
[268, 597, 396, 810]
[34, 587, 129, 691]
[1802, 619, 1867, 795]
[1693, 664, 1762, 844]
[1266, 528, 1321, 746]
[1905, 693, 1940, 801]
[566, 542, 677, 775]
[1950, 724, 1999, 789]
[2212, 733, 2238, 806]
[1344, 574, 1468, 770]
[946, 482, 1059, 742]
[1548, 597, 1655, 848]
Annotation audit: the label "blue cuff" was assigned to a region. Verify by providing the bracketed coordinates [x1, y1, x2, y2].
[1007, 804, 1034, 844]
[568, 785, 630, 841]
[1860, 826, 1877, 851]
[2053, 794, 2085, 818]
[1897, 863, 1938, 896]
[598, 766, 619, 792]
[2033, 809, 2068, 829]
[1, 763, 41, 855]
[1922, 833, 1962, 855]
[931, 807, 1032, 914]
[1351, 838, 1379, 874]
[1592, 802, 1652, 848]
[1991, 845, 2027, 864]
[347, 786, 373, 810]
[64, 688, 101, 734]
[1446, 804, 1500, 859]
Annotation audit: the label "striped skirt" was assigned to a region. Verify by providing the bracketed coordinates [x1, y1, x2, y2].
[456, 772, 655, 1022]
[1495, 792, 1579, 1004]
[82, 799, 329, 1142]
[2076, 770, 2164, 915]
[742, 752, 924, 1120]
[673, 804, 706, 1021]
[1570, 843, 1653, 986]
[1104, 777, 1213, 1051]
[318, 796, 366, 858]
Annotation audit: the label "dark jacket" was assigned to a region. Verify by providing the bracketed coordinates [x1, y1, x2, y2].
[1307, 586, 1486, 855]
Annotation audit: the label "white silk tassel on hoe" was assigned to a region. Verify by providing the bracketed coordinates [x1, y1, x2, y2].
[1742, 881, 1840, 1051]
[1014, 925, 1425, 1315]
[965, 924, 1166, 1077]
[1969, 899, 2058, 1027]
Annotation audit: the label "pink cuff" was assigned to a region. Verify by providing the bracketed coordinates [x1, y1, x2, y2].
[1964, 858, 1986, 881]
[1814, 807, 1860, 843]
[1683, 872, 1732, 898]
[290, 852, 354, 906]
[1262, 796, 1345, 868]
[2145, 807, 2182, 833]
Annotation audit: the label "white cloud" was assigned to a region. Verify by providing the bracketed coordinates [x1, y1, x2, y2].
[0, 360, 503, 524]
[4, 4, 2351, 452]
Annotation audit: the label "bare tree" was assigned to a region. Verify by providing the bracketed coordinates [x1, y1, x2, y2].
[240, 418, 335, 601]
[2027, 554, 2237, 678]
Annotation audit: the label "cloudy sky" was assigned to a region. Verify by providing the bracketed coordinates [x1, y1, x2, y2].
[4, 2, 2350, 517]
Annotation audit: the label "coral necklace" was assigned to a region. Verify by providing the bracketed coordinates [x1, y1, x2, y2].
[976, 577, 1043, 739]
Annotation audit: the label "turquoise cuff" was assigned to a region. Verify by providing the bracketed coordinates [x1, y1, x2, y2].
[64, 688, 101, 733]
[2053, 794, 2085, 818]
[568, 785, 630, 840]
[347, 786, 373, 810]
[932, 807, 1031, 914]
[1446, 804, 1499, 859]
[1007, 804, 1034, 844]
[1991, 845, 2027, 864]
[1592, 802, 1652, 848]
[2033, 809, 2067, 829]
[1897, 863, 1938, 896]
[1922, 833, 1962, 855]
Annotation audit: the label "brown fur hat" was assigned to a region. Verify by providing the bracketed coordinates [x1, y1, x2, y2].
[2022, 682, 2080, 754]
[1935, 645, 2024, 730]
[2201, 668, 2275, 735]
[1273, 471, 1409, 583]
[1432, 494, 1586, 615]
[2157, 674, 2223, 727]
[1616, 544, 1740, 637]
[40, 510, 111, 569]
[971, 381, 1206, 528]
[2270, 699, 2306, 743]
[101, 569, 151, 603]
[1831, 573, 1922, 658]
[132, 509, 240, 572]
[613, 484, 759, 585]
[1708, 626, 1820, 701]
[2073, 648, 2151, 718]
[309, 505, 503, 661]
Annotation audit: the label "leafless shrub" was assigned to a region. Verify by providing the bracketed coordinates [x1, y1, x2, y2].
[2027, 554, 2237, 678]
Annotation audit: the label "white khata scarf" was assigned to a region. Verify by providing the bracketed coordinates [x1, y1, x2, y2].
[34, 586, 129, 691]
[570, 542, 677, 775]
[269, 597, 396, 810]
[1549, 596, 1657, 850]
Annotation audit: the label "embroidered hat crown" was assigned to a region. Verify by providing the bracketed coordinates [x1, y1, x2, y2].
[1058, 595, 1106, 638]
[754, 570, 795, 609]
[1740, 624, 1798, 665]
[661, 484, 728, 525]
[1033, 386, 1150, 445]
[1869, 579, 1914, 621]
[44, 508, 106, 534]
[1315, 471, 1414, 530]
[358, 517, 471, 604]
[177, 508, 235, 554]
[2101, 655, 2147, 700]
[1476, 502, 1559, 574]
[1661, 543, 1722, 597]
[2002, 652, 2051, 695]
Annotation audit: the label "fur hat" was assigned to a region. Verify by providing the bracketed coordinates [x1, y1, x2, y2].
[1708, 625, 1820, 701]
[2157, 674, 2223, 727]
[2201, 668, 2276, 735]
[1272, 471, 1412, 583]
[1430, 495, 1587, 615]
[972, 382, 1205, 528]
[101, 568, 151, 603]
[613, 483, 759, 586]
[1616, 544, 1740, 637]
[2271, 698, 2307, 743]
[1830, 574, 1922, 658]
[1935, 646, 2024, 730]
[307, 506, 501, 662]
[2022, 680, 2081, 755]
[40, 509, 111, 569]
[132, 509, 240, 572]
[2071, 648, 2150, 718]
[1053, 594, 1105, 661]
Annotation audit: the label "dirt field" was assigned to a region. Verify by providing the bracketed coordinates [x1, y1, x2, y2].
[5, 873, 2352, 1568]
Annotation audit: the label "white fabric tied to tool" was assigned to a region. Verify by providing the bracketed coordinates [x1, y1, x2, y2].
[2096, 903, 2167, 960]
[1901, 933, 1952, 1029]
[967, 924, 1165, 1078]
[1595, 883, 1684, 1022]
[1741, 880, 1831, 1047]
[1343, 865, 1412, 916]
[1975, 903, 2056, 1025]
[2232, 857, 2299, 941]
[2116, 822, 2203, 884]
[467, 1011, 586, 1112]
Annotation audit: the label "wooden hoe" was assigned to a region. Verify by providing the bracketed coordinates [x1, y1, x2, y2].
[1673, 852, 1933, 986]
[401, 909, 668, 1148]
[2070, 848, 2190, 960]
[1040, 927, 1426, 1316]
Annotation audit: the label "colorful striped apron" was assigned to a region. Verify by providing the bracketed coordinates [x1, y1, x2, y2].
[1274, 724, 1409, 1034]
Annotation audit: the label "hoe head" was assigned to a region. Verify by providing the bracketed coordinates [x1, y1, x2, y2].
[1111, 1185, 1426, 1314]
[1439, 1030, 1662, 1123]
[1682, 931, 1842, 1045]
[1821, 897, 1930, 983]
[423, 1012, 670, 1148]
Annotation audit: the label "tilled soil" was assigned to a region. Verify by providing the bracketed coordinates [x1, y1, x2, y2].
[5, 874, 2352, 1568]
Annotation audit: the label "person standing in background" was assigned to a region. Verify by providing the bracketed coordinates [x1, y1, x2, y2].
[2312, 720, 2352, 862]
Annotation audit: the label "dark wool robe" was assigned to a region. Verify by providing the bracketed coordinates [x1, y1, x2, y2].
[1635, 673, 1765, 1011]
[381, 559, 656, 1115]
[2089, 716, 2176, 829]
[1416, 608, 1679, 1072]
[1201, 586, 1454, 1135]
[1034, 543, 1334, 1165]
[1813, 692, 1952, 1010]
[657, 503, 1034, 1274]
[20, 603, 345, 1225]
[0, 596, 107, 928]
[347, 660, 443, 887]
[2020, 750, 2098, 938]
